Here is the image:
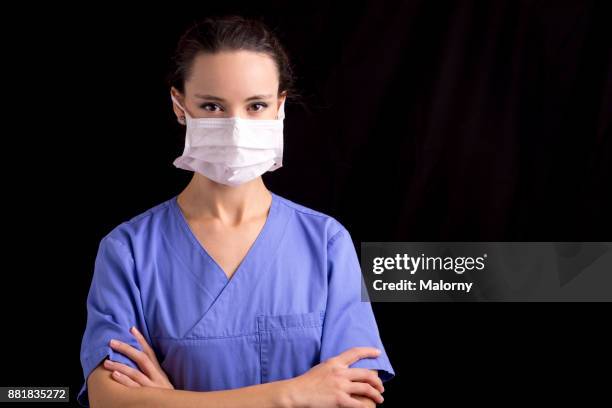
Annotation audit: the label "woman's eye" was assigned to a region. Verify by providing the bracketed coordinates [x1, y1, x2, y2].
[250, 102, 268, 112]
[200, 103, 222, 112]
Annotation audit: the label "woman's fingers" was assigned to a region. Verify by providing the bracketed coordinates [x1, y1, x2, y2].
[129, 326, 160, 366]
[345, 381, 384, 405]
[351, 394, 378, 408]
[110, 370, 141, 387]
[336, 393, 365, 408]
[109, 339, 157, 379]
[108, 335, 175, 390]
[103, 359, 152, 387]
[344, 368, 384, 392]
[333, 347, 381, 367]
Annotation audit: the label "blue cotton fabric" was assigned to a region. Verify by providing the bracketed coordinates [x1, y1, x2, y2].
[78, 191, 395, 406]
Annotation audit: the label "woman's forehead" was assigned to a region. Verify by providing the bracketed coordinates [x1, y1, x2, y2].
[185, 50, 279, 97]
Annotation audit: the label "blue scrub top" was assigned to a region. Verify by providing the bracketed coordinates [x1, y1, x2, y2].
[77, 191, 395, 406]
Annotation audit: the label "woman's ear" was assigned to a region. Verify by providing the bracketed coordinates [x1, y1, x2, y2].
[170, 87, 187, 125]
[279, 90, 287, 101]
[278, 90, 287, 109]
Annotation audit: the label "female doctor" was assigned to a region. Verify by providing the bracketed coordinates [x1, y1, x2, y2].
[78, 15, 394, 408]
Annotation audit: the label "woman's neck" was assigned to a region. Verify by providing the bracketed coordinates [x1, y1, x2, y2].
[176, 173, 272, 226]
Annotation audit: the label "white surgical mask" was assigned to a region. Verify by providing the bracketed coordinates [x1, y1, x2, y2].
[170, 93, 285, 186]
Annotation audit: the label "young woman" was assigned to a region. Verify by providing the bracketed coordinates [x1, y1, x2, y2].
[78, 15, 395, 408]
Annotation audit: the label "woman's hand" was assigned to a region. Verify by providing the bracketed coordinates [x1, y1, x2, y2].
[286, 347, 385, 408]
[104, 326, 174, 390]
[352, 395, 377, 408]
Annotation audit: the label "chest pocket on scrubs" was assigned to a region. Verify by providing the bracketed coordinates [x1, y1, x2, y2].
[257, 310, 325, 383]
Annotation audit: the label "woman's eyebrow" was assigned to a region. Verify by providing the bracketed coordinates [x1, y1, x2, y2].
[194, 94, 274, 102]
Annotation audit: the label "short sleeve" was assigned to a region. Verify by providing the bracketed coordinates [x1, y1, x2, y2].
[319, 226, 396, 383]
[77, 236, 147, 407]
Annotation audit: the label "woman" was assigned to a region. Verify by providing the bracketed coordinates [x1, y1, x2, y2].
[78, 15, 395, 408]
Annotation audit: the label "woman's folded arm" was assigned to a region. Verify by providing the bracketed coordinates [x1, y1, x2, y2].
[87, 362, 294, 408]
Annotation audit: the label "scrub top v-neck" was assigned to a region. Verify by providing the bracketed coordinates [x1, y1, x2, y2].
[77, 191, 395, 407]
[172, 192, 278, 292]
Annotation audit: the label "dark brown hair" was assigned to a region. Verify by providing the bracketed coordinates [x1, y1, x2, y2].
[167, 15, 298, 101]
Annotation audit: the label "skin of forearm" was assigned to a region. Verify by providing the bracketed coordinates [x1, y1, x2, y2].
[100, 385, 376, 408]
[89, 364, 381, 408]
[111, 384, 293, 408]
[88, 367, 294, 408]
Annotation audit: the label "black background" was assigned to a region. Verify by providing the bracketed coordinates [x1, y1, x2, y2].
[2, 1, 610, 406]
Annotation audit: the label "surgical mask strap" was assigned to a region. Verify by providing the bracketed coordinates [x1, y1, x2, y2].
[171, 94, 192, 121]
